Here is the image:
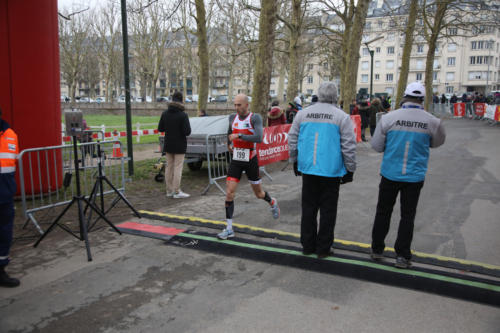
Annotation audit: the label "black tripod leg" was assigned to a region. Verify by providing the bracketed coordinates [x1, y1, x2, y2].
[82, 198, 122, 235]
[77, 197, 93, 261]
[84, 179, 99, 216]
[103, 177, 141, 218]
[34, 198, 76, 247]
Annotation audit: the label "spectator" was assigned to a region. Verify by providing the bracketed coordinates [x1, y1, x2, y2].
[450, 94, 458, 103]
[294, 95, 303, 110]
[311, 95, 318, 104]
[286, 102, 299, 124]
[157, 91, 192, 199]
[288, 82, 356, 258]
[370, 82, 446, 268]
[433, 94, 439, 104]
[381, 96, 391, 111]
[440, 94, 447, 104]
[359, 100, 370, 142]
[0, 106, 20, 287]
[350, 99, 359, 115]
[369, 98, 385, 137]
[267, 100, 286, 127]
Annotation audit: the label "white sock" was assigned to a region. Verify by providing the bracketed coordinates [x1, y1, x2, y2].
[226, 219, 233, 230]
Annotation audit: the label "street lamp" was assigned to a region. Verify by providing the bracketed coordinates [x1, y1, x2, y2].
[364, 36, 384, 100]
[486, 39, 494, 96]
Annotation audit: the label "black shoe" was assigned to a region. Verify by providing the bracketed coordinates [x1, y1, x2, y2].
[302, 249, 315, 256]
[317, 250, 334, 259]
[395, 256, 412, 269]
[0, 268, 20, 288]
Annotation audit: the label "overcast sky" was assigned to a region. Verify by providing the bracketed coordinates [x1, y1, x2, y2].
[58, 0, 100, 11]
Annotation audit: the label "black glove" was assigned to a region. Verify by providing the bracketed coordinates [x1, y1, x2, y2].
[340, 171, 353, 184]
[293, 162, 302, 176]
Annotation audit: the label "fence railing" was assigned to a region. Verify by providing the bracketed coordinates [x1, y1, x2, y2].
[18, 140, 127, 234]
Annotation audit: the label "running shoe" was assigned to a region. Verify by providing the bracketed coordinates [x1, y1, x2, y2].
[270, 198, 280, 219]
[217, 228, 234, 240]
[173, 191, 190, 199]
[395, 256, 412, 269]
[370, 251, 384, 261]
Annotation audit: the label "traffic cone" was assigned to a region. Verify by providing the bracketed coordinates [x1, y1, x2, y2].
[112, 141, 123, 158]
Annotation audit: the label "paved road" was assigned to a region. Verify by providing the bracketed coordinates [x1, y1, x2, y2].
[1, 118, 499, 332]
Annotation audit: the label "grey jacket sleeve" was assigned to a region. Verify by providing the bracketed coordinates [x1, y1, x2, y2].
[430, 119, 446, 148]
[287, 110, 303, 162]
[371, 116, 386, 153]
[240, 113, 263, 143]
[339, 114, 357, 172]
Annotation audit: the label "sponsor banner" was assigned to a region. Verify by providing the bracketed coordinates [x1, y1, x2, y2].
[257, 124, 291, 166]
[454, 103, 465, 117]
[474, 103, 486, 117]
[350, 115, 361, 143]
[495, 106, 500, 122]
[485, 105, 496, 120]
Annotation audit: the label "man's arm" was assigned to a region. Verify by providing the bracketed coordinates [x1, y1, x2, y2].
[339, 114, 357, 172]
[157, 112, 166, 132]
[430, 119, 446, 148]
[371, 115, 386, 153]
[287, 111, 302, 163]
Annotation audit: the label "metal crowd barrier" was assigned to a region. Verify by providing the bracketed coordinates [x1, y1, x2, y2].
[201, 134, 231, 195]
[17, 141, 127, 234]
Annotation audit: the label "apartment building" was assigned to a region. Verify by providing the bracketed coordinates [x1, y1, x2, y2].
[357, 2, 500, 98]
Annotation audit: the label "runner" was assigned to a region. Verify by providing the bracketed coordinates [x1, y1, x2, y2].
[217, 94, 280, 240]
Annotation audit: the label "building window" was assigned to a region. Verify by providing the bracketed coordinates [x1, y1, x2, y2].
[448, 28, 458, 35]
[417, 45, 424, 53]
[433, 59, 439, 69]
[387, 46, 395, 54]
[386, 60, 394, 69]
[433, 72, 438, 81]
[376, 47, 381, 53]
[270, 90, 275, 95]
[361, 61, 369, 70]
[470, 56, 476, 64]
[386, 73, 393, 82]
[471, 41, 477, 50]
[416, 59, 424, 69]
[416, 73, 423, 81]
[447, 43, 457, 52]
[477, 56, 483, 64]
[446, 86, 454, 93]
[308, 63, 314, 70]
[362, 48, 369, 56]
[478, 41, 484, 49]
[375, 74, 380, 80]
[323, 62, 328, 69]
[447, 57, 456, 66]
[361, 74, 369, 83]
[307, 89, 313, 95]
[307, 76, 313, 84]
[378, 21, 383, 28]
[375, 60, 381, 68]
[446, 72, 455, 81]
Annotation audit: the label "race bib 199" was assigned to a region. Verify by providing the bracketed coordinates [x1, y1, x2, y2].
[233, 148, 250, 162]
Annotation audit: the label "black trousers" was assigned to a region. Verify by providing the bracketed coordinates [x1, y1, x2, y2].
[371, 176, 424, 260]
[301, 174, 340, 255]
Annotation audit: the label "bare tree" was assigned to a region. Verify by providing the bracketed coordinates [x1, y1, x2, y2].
[59, 7, 92, 101]
[250, 0, 279, 117]
[194, 0, 210, 111]
[396, 0, 419, 107]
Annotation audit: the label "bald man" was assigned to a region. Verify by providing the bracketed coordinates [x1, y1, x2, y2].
[217, 94, 280, 240]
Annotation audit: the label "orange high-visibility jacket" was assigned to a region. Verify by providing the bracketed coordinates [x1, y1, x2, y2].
[0, 127, 18, 174]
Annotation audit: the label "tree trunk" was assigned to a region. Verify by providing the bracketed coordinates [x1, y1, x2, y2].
[228, 66, 234, 103]
[195, 0, 209, 112]
[424, 1, 448, 111]
[396, 0, 418, 107]
[285, 0, 301, 103]
[278, 64, 285, 103]
[343, 0, 370, 113]
[250, 0, 278, 118]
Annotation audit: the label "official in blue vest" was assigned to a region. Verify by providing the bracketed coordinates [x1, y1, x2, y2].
[370, 82, 446, 268]
[288, 82, 357, 258]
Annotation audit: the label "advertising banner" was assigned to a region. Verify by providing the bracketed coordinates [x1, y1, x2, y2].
[257, 124, 292, 166]
[350, 115, 362, 143]
[454, 103, 465, 117]
[474, 103, 486, 117]
[495, 106, 500, 122]
[485, 105, 496, 120]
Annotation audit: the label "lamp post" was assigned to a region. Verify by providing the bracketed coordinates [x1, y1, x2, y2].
[364, 36, 383, 100]
[486, 39, 493, 96]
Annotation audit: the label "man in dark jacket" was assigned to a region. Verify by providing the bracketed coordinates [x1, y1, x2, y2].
[358, 100, 370, 141]
[157, 92, 192, 198]
[0, 107, 20, 287]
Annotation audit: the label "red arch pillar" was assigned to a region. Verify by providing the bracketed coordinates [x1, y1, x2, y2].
[0, 0, 62, 193]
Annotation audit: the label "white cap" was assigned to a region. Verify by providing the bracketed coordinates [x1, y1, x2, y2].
[294, 96, 302, 106]
[404, 82, 425, 98]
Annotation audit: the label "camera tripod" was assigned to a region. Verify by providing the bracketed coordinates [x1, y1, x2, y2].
[84, 141, 141, 230]
[34, 136, 122, 261]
